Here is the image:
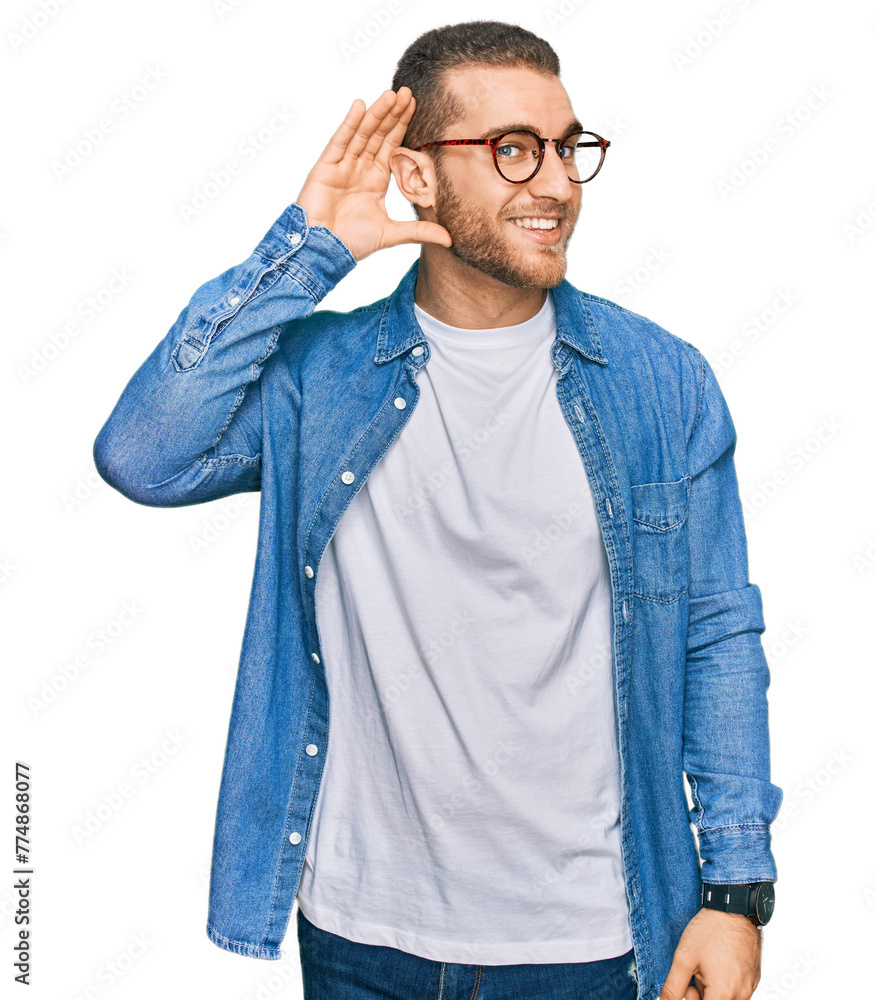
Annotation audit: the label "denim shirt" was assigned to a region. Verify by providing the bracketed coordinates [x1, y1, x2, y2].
[93, 202, 782, 1000]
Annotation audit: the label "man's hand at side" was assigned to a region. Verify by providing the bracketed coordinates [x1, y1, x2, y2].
[296, 86, 452, 261]
[660, 908, 761, 1000]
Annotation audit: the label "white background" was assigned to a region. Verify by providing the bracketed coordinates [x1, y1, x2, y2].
[2, 0, 873, 998]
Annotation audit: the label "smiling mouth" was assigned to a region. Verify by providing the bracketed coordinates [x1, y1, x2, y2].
[507, 218, 563, 244]
[510, 217, 561, 231]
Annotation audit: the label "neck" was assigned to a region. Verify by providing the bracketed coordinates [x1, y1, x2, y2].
[413, 245, 548, 329]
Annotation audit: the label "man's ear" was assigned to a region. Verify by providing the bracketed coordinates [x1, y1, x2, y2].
[388, 147, 438, 214]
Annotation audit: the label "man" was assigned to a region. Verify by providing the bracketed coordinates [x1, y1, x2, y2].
[93, 20, 782, 1000]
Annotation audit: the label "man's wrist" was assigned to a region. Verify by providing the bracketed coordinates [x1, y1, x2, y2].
[701, 881, 775, 926]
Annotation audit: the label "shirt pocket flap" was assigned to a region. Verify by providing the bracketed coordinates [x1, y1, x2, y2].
[630, 477, 691, 531]
[630, 477, 691, 603]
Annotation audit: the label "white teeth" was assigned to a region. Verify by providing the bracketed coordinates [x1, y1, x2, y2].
[511, 217, 559, 230]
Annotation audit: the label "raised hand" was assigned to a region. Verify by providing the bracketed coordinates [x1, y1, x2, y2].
[296, 87, 452, 261]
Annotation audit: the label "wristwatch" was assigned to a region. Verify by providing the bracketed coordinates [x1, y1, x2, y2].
[701, 881, 775, 927]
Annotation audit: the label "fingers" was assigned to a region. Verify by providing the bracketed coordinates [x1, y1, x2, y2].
[363, 88, 415, 161]
[313, 88, 415, 171]
[383, 219, 453, 251]
[317, 98, 367, 166]
[346, 88, 409, 160]
[378, 91, 417, 160]
[315, 86, 405, 165]
[660, 958, 697, 1000]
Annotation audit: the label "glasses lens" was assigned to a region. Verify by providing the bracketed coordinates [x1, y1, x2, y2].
[494, 131, 604, 182]
[559, 132, 604, 183]
[494, 131, 541, 182]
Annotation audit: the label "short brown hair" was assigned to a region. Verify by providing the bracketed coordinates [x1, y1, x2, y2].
[391, 20, 561, 161]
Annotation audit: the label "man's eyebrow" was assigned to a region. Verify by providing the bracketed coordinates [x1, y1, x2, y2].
[477, 120, 584, 139]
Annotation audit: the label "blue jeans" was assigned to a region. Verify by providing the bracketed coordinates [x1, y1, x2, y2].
[296, 908, 638, 999]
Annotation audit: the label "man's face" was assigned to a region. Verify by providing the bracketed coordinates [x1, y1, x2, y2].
[428, 65, 584, 289]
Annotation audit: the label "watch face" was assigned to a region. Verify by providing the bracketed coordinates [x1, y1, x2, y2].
[755, 882, 776, 924]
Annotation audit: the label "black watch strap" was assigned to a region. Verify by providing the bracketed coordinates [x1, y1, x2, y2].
[702, 882, 752, 915]
[702, 882, 775, 927]
[701, 881, 774, 925]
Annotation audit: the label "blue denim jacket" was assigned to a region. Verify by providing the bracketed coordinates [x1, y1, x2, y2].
[93, 202, 782, 1000]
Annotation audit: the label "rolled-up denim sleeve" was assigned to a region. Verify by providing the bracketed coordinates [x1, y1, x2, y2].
[682, 346, 783, 883]
[92, 203, 356, 507]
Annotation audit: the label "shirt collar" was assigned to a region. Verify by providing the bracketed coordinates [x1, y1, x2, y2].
[373, 258, 609, 366]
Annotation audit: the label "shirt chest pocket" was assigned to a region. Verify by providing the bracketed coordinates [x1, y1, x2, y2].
[630, 476, 691, 604]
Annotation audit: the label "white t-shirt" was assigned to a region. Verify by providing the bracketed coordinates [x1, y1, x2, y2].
[294, 290, 632, 965]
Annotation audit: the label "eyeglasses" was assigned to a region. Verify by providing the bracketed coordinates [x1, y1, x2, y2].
[413, 129, 610, 184]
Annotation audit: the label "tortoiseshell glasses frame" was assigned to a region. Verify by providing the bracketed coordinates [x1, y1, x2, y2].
[413, 129, 611, 184]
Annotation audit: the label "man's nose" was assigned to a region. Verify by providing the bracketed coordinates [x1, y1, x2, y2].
[525, 141, 577, 200]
